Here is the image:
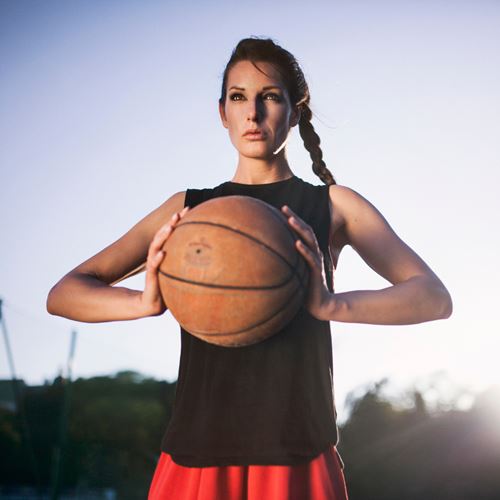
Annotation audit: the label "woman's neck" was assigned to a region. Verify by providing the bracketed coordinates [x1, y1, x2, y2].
[230, 155, 295, 185]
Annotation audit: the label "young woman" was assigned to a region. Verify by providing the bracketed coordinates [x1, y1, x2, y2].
[47, 38, 452, 499]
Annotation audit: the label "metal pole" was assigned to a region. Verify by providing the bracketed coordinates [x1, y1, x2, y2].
[0, 298, 41, 488]
[50, 329, 77, 500]
[0, 298, 18, 382]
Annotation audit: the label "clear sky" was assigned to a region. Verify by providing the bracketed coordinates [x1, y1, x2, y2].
[1, 0, 499, 422]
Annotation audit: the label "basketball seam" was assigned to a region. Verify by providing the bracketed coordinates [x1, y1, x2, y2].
[171, 219, 305, 287]
[185, 274, 305, 338]
[158, 267, 296, 290]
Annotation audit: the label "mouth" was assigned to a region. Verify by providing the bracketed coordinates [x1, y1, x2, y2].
[243, 129, 266, 140]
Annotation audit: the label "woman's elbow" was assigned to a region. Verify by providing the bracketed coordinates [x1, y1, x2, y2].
[46, 280, 68, 317]
[418, 275, 453, 321]
[46, 285, 60, 316]
[435, 283, 453, 320]
[442, 291, 453, 319]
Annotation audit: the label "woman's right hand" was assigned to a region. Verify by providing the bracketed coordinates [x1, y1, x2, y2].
[138, 206, 190, 317]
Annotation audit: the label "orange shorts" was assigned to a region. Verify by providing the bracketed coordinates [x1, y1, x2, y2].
[148, 445, 349, 500]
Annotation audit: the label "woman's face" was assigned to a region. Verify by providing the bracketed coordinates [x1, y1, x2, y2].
[219, 60, 299, 160]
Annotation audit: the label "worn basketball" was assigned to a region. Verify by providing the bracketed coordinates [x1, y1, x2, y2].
[158, 195, 309, 347]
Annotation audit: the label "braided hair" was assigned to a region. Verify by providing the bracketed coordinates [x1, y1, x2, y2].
[220, 37, 336, 186]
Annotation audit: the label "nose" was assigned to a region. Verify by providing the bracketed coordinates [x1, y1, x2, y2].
[246, 98, 263, 122]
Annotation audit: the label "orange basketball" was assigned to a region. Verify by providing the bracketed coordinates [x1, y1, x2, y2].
[158, 195, 309, 347]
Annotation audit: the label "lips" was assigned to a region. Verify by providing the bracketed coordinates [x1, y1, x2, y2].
[243, 129, 266, 140]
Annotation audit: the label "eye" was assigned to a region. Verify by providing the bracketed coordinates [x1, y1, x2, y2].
[229, 93, 245, 101]
[263, 93, 282, 102]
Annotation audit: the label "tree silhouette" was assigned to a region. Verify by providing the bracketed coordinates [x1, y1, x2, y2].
[1, 373, 499, 499]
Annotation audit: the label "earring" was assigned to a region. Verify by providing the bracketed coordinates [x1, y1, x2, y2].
[273, 135, 289, 155]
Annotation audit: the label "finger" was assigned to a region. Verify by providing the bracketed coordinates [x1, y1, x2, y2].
[178, 206, 190, 218]
[282, 206, 307, 234]
[281, 205, 301, 222]
[288, 216, 321, 254]
[282, 206, 314, 238]
[148, 224, 173, 260]
[296, 240, 322, 270]
[150, 210, 183, 251]
[281, 205, 307, 225]
[283, 209, 322, 255]
[148, 207, 188, 263]
[163, 208, 188, 232]
[145, 253, 167, 303]
[151, 249, 165, 268]
[146, 249, 165, 272]
[147, 226, 177, 267]
[171, 207, 190, 225]
[144, 255, 163, 300]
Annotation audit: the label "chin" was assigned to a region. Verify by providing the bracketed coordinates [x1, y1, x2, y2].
[239, 143, 276, 159]
[242, 151, 275, 161]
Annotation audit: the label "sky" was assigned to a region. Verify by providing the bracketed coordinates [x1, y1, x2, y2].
[1, 0, 499, 422]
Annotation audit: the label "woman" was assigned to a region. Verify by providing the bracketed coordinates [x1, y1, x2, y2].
[47, 38, 452, 499]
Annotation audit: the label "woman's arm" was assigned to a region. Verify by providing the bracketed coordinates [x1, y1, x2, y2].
[326, 275, 452, 325]
[46, 191, 187, 323]
[282, 185, 453, 325]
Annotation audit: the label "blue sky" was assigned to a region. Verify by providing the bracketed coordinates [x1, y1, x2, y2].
[1, 0, 499, 421]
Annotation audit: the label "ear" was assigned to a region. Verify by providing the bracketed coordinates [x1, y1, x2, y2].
[289, 106, 301, 128]
[219, 101, 228, 129]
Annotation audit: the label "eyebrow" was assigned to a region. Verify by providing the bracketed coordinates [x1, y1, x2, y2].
[228, 85, 283, 91]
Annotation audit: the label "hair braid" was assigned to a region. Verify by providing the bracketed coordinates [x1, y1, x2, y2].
[298, 105, 336, 185]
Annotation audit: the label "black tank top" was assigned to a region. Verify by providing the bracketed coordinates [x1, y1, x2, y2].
[161, 175, 339, 467]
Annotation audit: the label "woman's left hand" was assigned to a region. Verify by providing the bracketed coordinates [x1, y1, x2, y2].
[281, 205, 337, 321]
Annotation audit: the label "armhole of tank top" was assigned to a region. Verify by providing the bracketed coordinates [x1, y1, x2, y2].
[325, 184, 333, 250]
[324, 184, 335, 293]
[184, 188, 205, 209]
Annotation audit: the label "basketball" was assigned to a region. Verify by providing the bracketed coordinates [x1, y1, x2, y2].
[158, 195, 309, 347]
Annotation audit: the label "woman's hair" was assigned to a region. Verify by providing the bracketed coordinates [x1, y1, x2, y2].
[220, 37, 336, 186]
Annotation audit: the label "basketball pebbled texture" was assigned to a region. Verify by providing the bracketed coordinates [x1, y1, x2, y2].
[158, 195, 309, 347]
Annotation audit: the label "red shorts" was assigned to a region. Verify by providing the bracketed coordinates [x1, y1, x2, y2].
[148, 445, 349, 500]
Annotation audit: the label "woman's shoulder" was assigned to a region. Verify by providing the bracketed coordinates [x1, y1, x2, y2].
[327, 183, 377, 227]
[132, 190, 187, 238]
[327, 183, 403, 253]
[156, 190, 187, 215]
[328, 183, 361, 201]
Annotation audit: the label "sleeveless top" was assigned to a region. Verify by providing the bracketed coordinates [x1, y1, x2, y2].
[160, 175, 339, 467]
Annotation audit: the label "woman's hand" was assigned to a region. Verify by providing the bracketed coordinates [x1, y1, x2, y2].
[138, 206, 190, 317]
[281, 205, 338, 321]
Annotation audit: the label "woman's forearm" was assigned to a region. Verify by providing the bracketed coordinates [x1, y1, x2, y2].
[46, 273, 150, 323]
[328, 275, 453, 325]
